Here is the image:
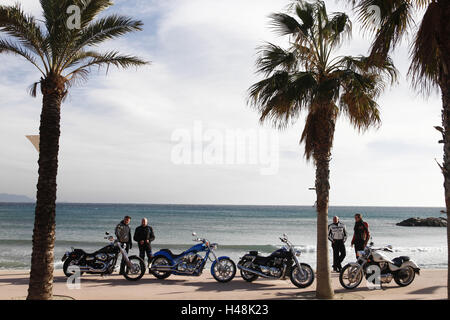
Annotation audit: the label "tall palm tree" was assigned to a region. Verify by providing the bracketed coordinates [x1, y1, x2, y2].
[0, 0, 147, 300]
[248, 0, 397, 299]
[343, 0, 450, 300]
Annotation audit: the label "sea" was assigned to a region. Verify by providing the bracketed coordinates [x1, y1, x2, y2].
[0, 203, 447, 270]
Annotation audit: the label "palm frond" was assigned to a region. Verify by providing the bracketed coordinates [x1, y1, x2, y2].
[356, 0, 414, 58]
[0, 38, 45, 75]
[66, 51, 148, 78]
[77, 0, 114, 29]
[75, 15, 143, 49]
[255, 42, 298, 76]
[0, 4, 49, 72]
[249, 71, 317, 128]
[408, 1, 441, 94]
[269, 13, 304, 37]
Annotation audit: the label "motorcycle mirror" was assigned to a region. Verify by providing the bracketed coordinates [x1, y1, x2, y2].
[105, 232, 109, 235]
[192, 232, 197, 237]
[283, 233, 287, 238]
[369, 242, 374, 246]
[386, 245, 393, 250]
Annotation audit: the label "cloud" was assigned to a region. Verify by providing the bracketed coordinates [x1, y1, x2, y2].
[0, 0, 445, 206]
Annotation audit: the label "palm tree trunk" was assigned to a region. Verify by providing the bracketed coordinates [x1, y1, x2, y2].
[443, 94, 450, 301]
[315, 154, 334, 299]
[441, 75, 450, 301]
[27, 75, 65, 300]
[438, 0, 450, 301]
[314, 108, 336, 300]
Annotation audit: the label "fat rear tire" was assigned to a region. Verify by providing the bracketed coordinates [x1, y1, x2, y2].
[394, 267, 415, 287]
[238, 259, 259, 282]
[149, 256, 172, 279]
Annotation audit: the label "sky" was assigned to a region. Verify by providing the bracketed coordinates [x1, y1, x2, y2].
[0, 0, 445, 207]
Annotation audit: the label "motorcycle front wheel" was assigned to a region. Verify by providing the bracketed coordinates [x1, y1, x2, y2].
[238, 259, 258, 282]
[290, 263, 315, 288]
[63, 258, 84, 278]
[123, 256, 145, 281]
[339, 264, 363, 289]
[211, 258, 236, 283]
[394, 266, 415, 287]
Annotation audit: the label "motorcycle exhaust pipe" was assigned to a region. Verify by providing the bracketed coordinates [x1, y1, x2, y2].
[150, 265, 174, 271]
[237, 264, 279, 279]
[77, 266, 108, 273]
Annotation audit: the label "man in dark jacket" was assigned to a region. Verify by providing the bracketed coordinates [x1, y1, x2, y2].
[351, 213, 370, 258]
[133, 218, 155, 266]
[115, 215, 132, 275]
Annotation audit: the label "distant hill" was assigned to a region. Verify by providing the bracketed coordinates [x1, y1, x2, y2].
[0, 193, 34, 203]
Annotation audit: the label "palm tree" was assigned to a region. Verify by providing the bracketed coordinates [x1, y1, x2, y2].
[248, 0, 397, 299]
[343, 0, 450, 300]
[0, 0, 147, 300]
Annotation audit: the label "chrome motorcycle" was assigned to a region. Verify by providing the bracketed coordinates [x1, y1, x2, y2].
[339, 241, 420, 289]
[237, 234, 315, 288]
[62, 232, 146, 281]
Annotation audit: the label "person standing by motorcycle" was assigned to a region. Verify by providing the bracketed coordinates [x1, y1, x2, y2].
[115, 215, 132, 275]
[328, 216, 347, 272]
[133, 218, 155, 266]
[351, 213, 370, 258]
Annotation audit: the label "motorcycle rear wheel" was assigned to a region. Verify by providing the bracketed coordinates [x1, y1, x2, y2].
[394, 266, 415, 287]
[149, 256, 172, 279]
[238, 260, 258, 282]
[290, 263, 314, 288]
[123, 256, 146, 281]
[339, 264, 363, 289]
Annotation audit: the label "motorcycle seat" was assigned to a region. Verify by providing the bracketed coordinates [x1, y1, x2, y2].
[160, 249, 185, 259]
[254, 255, 272, 264]
[392, 256, 410, 267]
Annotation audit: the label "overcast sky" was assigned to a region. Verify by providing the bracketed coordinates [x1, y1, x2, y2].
[0, 0, 444, 207]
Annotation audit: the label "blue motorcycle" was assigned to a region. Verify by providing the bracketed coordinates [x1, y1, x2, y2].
[149, 232, 236, 282]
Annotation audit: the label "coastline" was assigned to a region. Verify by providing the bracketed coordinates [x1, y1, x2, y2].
[0, 269, 446, 300]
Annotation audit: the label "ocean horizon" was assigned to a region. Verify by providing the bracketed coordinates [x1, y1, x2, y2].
[0, 203, 447, 270]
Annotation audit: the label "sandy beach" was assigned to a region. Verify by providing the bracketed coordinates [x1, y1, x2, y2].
[0, 269, 446, 300]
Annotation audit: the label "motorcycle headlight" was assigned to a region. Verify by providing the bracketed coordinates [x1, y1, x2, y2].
[210, 243, 218, 250]
[295, 250, 301, 257]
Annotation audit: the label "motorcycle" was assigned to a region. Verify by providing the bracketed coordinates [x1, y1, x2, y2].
[237, 234, 315, 288]
[339, 241, 420, 289]
[149, 232, 236, 282]
[61, 232, 146, 281]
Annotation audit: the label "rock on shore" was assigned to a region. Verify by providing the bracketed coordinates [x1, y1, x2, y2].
[396, 217, 447, 227]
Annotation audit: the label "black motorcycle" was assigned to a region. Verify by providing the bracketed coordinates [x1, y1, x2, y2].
[61, 232, 145, 281]
[237, 234, 315, 288]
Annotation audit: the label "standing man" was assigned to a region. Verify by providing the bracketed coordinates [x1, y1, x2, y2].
[134, 218, 155, 267]
[328, 216, 347, 272]
[115, 215, 132, 275]
[351, 213, 370, 258]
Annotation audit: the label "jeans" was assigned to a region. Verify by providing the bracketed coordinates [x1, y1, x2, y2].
[119, 242, 130, 274]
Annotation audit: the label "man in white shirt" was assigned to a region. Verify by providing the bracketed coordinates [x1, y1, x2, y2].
[328, 216, 347, 272]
